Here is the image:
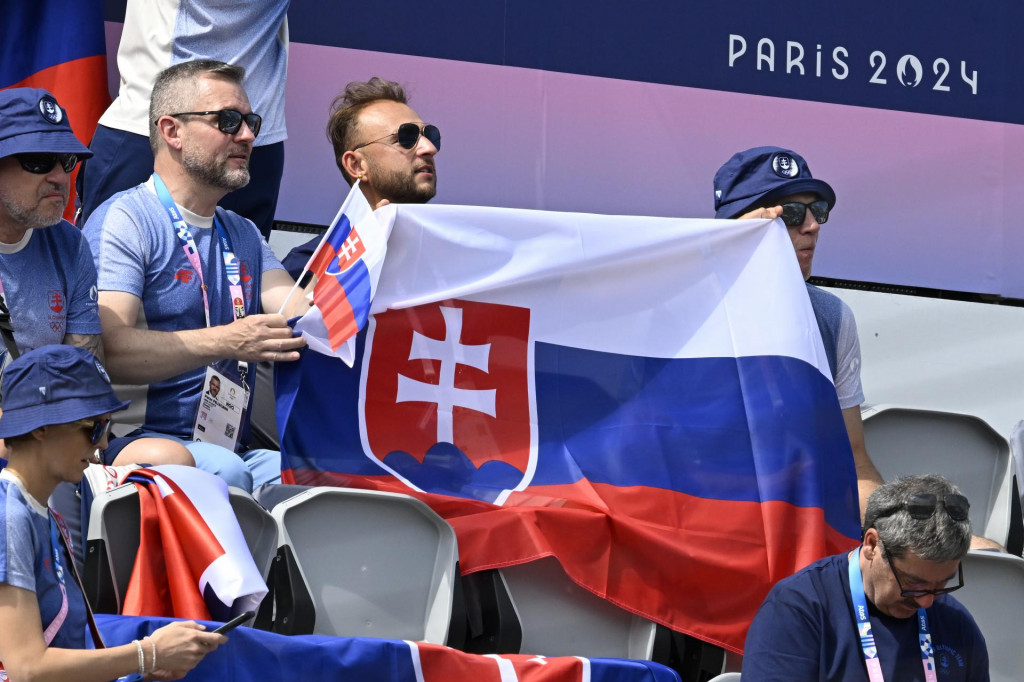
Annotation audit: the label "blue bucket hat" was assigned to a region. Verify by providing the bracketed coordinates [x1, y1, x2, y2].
[0, 88, 93, 160]
[0, 345, 129, 438]
[713, 146, 835, 219]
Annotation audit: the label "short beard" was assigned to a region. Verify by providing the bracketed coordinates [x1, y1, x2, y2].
[369, 165, 436, 204]
[0, 183, 66, 229]
[181, 144, 250, 192]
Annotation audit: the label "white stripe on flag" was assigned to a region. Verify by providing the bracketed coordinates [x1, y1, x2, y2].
[485, 654, 520, 682]
[406, 641, 426, 682]
[575, 657, 591, 682]
[372, 204, 830, 379]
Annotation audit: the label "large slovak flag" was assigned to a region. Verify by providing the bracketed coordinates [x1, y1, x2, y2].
[275, 204, 861, 653]
[292, 182, 387, 365]
[1, 0, 109, 222]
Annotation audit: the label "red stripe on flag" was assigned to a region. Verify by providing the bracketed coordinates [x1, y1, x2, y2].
[121, 472, 227, 620]
[315, 275, 359, 350]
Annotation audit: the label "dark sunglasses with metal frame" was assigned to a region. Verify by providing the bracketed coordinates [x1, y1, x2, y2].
[72, 417, 112, 446]
[164, 109, 262, 138]
[351, 123, 441, 152]
[883, 546, 965, 598]
[15, 153, 79, 174]
[780, 199, 830, 227]
[876, 493, 971, 523]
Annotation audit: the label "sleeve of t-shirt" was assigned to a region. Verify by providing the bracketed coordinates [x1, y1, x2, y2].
[257, 228, 284, 274]
[743, 585, 823, 681]
[834, 301, 865, 410]
[0, 504, 38, 594]
[87, 199, 150, 298]
[63, 228, 102, 336]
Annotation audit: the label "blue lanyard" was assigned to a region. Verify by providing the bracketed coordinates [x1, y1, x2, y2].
[848, 548, 937, 682]
[152, 174, 247, 327]
[152, 174, 249, 385]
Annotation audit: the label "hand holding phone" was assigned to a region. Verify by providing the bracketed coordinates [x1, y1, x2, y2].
[212, 610, 255, 635]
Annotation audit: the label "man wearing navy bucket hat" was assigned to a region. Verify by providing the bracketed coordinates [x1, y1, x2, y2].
[713, 146, 885, 518]
[0, 88, 103, 369]
[0, 345, 223, 680]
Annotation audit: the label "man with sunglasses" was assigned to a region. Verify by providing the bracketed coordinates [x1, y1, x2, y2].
[743, 474, 988, 680]
[282, 77, 440, 280]
[82, 61, 307, 492]
[713, 146, 885, 518]
[0, 88, 102, 371]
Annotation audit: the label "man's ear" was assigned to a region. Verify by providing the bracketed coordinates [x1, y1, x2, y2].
[341, 150, 366, 183]
[862, 527, 881, 559]
[156, 115, 184, 152]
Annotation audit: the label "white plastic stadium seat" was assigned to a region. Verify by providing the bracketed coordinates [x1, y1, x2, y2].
[861, 405, 1014, 546]
[83, 484, 141, 613]
[954, 550, 1024, 682]
[708, 674, 741, 682]
[227, 486, 278, 579]
[498, 556, 660, 660]
[269, 487, 458, 643]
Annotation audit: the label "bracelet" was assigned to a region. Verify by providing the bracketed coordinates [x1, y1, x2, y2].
[145, 635, 157, 671]
[134, 639, 146, 675]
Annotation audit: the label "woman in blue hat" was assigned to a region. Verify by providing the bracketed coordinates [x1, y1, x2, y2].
[0, 345, 224, 681]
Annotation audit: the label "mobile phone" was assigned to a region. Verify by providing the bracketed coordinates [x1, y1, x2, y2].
[212, 610, 255, 635]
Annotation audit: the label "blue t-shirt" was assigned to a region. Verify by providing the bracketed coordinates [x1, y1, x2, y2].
[0, 220, 101, 369]
[743, 552, 988, 681]
[83, 181, 284, 444]
[0, 475, 87, 649]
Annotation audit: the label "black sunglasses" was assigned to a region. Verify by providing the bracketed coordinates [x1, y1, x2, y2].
[884, 547, 964, 598]
[877, 493, 971, 523]
[352, 123, 441, 152]
[72, 417, 112, 446]
[780, 200, 830, 227]
[15, 152, 79, 174]
[165, 109, 262, 138]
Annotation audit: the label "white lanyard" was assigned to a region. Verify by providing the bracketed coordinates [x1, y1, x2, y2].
[848, 548, 937, 682]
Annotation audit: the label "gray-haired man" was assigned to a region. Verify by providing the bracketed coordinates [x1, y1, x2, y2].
[744, 474, 989, 681]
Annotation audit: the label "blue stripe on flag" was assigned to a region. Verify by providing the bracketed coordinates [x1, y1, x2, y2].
[277, 336, 859, 538]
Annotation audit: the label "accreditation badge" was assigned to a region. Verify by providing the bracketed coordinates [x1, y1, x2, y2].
[192, 366, 245, 450]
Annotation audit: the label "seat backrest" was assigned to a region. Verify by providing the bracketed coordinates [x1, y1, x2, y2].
[954, 550, 1024, 682]
[707, 674, 742, 682]
[83, 484, 140, 613]
[253, 483, 312, 511]
[227, 486, 278, 579]
[862, 405, 1014, 545]
[270, 487, 457, 643]
[498, 556, 658, 659]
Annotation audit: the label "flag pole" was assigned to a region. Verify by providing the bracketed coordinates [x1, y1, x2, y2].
[278, 180, 361, 316]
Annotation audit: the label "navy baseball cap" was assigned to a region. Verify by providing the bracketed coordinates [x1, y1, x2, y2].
[0, 345, 129, 438]
[0, 88, 93, 160]
[713, 146, 835, 219]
